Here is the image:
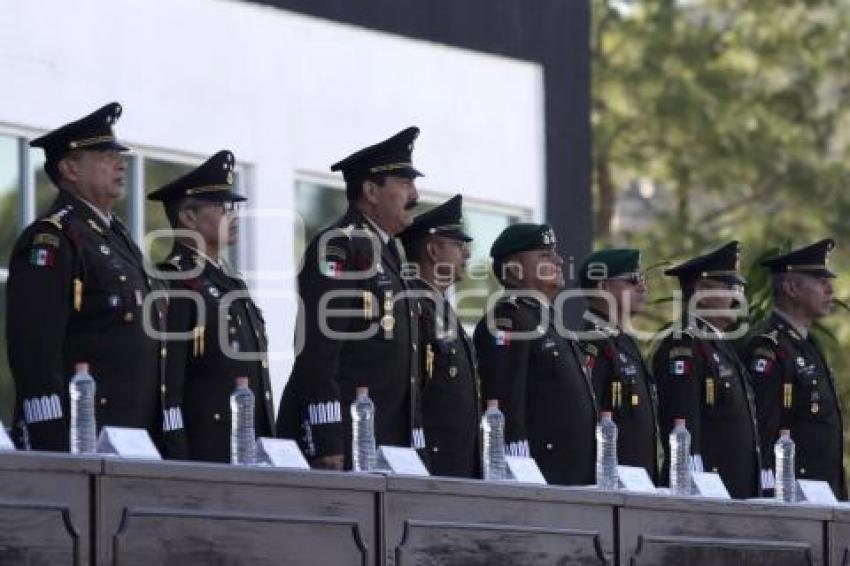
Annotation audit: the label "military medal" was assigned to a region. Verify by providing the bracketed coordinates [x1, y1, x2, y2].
[425, 344, 434, 380]
[706, 377, 715, 406]
[449, 366, 458, 378]
[99, 244, 110, 255]
[811, 402, 820, 414]
[380, 314, 395, 332]
[381, 291, 395, 337]
[631, 393, 639, 406]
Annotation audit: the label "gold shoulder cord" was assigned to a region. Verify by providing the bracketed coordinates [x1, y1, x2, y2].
[425, 344, 434, 381]
[73, 278, 83, 312]
[783, 383, 793, 409]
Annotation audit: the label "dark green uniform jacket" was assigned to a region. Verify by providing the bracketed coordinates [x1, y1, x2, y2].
[652, 316, 762, 499]
[474, 294, 597, 485]
[159, 242, 274, 462]
[743, 311, 846, 500]
[6, 190, 166, 451]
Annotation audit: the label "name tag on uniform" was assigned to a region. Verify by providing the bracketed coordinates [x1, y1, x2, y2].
[691, 471, 730, 499]
[0, 421, 14, 451]
[96, 427, 161, 460]
[798, 479, 837, 504]
[506, 456, 547, 485]
[255, 438, 310, 469]
[617, 465, 655, 493]
[376, 445, 430, 476]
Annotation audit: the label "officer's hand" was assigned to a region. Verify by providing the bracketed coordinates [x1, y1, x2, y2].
[311, 454, 344, 470]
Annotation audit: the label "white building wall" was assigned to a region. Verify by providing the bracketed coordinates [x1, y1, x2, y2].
[0, 0, 546, 405]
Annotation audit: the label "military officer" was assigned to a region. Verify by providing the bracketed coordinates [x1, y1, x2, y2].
[578, 248, 659, 483]
[474, 224, 597, 485]
[652, 241, 761, 499]
[276, 127, 424, 470]
[399, 195, 480, 478]
[743, 239, 846, 499]
[148, 150, 275, 463]
[6, 103, 166, 451]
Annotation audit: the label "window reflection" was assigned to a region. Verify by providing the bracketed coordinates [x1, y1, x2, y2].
[0, 135, 19, 424]
[0, 135, 21, 267]
[144, 158, 194, 264]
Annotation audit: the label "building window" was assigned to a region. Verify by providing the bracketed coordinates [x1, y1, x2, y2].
[293, 179, 530, 325]
[144, 157, 195, 264]
[0, 127, 251, 425]
[0, 134, 21, 424]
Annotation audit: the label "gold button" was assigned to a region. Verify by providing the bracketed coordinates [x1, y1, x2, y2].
[262, 360, 268, 369]
[432, 446, 439, 453]
[161, 347, 167, 358]
[161, 385, 166, 393]
[119, 275, 127, 282]
[229, 327, 236, 335]
[265, 391, 271, 400]
[124, 312, 134, 322]
[100, 397, 107, 406]
[213, 413, 221, 421]
[546, 443, 553, 450]
[553, 351, 559, 357]
[412, 343, 417, 351]
[712, 467, 718, 473]
[800, 468, 806, 475]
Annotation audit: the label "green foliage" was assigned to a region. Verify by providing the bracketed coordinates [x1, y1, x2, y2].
[593, 0, 850, 492]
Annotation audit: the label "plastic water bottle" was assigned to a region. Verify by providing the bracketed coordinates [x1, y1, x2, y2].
[230, 377, 256, 465]
[596, 411, 619, 490]
[480, 399, 507, 480]
[69, 362, 96, 454]
[775, 429, 796, 503]
[351, 387, 377, 472]
[669, 418, 692, 496]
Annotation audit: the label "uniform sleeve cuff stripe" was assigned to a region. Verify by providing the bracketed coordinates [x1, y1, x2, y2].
[23, 394, 63, 424]
[307, 401, 342, 425]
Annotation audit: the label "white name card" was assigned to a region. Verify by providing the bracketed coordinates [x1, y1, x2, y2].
[506, 456, 547, 485]
[376, 445, 430, 476]
[96, 427, 161, 460]
[692, 471, 730, 499]
[255, 438, 309, 469]
[798, 479, 837, 505]
[0, 421, 15, 451]
[617, 465, 656, 493]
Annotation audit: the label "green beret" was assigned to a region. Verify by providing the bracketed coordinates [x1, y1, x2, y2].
[579, 248, 641, 288]
[490, 223, 557, 263]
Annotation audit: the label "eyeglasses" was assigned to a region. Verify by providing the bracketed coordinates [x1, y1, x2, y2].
[609, 272, 646, 285]
[188, 201, 241, 214]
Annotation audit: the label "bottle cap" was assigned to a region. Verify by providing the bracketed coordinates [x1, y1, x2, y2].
[356, 386, 369, 396]
[600, 411, 613, 420]
[486, 399, 499, 409]
[235, 376, 249, 388]
[75, 362, 89, 373]
[674, 417, 687, 426]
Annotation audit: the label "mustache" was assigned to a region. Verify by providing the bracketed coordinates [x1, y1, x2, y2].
[404, 200, 418, 211]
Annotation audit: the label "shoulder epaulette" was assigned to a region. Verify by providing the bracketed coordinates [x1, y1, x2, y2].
[760, 329, 780, 345]
[39, 205, 74, 230]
